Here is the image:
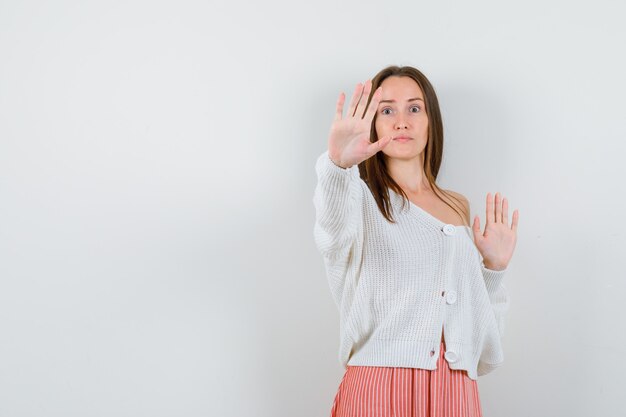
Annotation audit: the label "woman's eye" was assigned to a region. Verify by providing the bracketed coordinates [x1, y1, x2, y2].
[410, 106, 421, 113]
[381, 108, 392, 115]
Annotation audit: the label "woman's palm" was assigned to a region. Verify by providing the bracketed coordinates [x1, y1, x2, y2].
[472, 192, 519, 270]
[328, 80, 392, 168]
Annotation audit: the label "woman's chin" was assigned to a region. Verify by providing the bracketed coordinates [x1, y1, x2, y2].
[383, 148, 425, 161]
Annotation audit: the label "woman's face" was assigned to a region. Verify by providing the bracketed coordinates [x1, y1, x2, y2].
[375, 76, 429, 163]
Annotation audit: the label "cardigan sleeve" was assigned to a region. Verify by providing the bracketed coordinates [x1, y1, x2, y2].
[312, 150, 364, 261]
[481, 263, 510, 337]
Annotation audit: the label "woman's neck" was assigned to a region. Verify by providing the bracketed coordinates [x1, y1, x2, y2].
[386, 154, 432, 195]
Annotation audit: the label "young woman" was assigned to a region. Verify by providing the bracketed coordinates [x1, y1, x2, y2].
[313, 66, 519, 417]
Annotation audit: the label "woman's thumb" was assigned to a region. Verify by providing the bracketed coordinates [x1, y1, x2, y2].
[368, 136, 393, 155]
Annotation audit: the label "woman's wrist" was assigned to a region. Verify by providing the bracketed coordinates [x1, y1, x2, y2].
[483, 261, 507, 271]
[328, 153, 348, 169]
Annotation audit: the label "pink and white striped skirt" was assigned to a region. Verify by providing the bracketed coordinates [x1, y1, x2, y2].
[329, 341, 482, 417]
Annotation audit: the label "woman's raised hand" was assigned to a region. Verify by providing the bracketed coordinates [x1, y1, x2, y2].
[327, 80, 393, 169]
[472, 192, 519, 271]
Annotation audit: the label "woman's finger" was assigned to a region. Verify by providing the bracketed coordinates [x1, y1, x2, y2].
[485, 192, 494, 225]
[347, 83, 363, 118]
[334, 92, 345, 121]
[495, 192, 502, 223]
[367, 135, 392, 157]
[363, 87, 382, 123]
[511, 209, 519, 233]
[472, 215, 482, 239]
[502, 197, 509, 226]
[354, 79, 372, 118]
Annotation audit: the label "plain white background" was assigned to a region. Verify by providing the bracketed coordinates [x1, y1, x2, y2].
[1, 0, 625, 416]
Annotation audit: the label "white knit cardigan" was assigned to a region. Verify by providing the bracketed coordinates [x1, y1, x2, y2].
[312, 150, 509, 380]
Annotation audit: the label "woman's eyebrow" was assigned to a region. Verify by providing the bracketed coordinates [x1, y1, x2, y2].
[379, 97, 424, 104]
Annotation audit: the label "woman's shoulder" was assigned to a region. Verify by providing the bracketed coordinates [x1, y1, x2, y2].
[442, 189, 471, 221]
[443, 189, 469, 205]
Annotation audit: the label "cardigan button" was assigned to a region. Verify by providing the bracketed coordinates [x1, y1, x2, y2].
[442, 224, 456, 236]
[444, 350, 459, 363]
[446, 291, 457, 305]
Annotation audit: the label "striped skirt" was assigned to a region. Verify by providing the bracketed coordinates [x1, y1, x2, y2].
[329, 340, 482, 417]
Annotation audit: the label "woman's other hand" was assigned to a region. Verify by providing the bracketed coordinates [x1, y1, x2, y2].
[472, 192, 519, 271]
[327, 80, 393, 169]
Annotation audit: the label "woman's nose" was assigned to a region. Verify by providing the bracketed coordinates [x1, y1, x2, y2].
[394, 117, 408, 129]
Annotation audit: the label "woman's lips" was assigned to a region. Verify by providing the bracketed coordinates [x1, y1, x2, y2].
[393, 136, 412, 143]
